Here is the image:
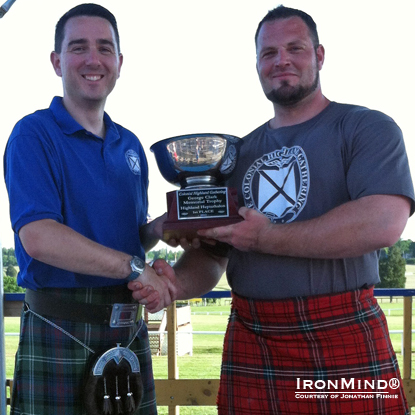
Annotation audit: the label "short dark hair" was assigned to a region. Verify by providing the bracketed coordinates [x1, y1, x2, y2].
[54, 3, 120, 53]
[255, 5, 319, 48]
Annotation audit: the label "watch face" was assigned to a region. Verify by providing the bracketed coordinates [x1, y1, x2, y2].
[132, 257, 145, 272]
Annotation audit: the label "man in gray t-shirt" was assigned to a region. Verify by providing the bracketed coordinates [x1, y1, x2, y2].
[226, 102, 414, 299]
[132, 5, 414, 414]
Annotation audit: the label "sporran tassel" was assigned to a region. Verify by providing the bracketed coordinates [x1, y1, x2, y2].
[115, 376, 124, 415]
[103, 395, 113, 415]
[103, 377, 113, 415]
[125, 375, 135, 413]
[115, 396, 123, 415]
[84, 344, 143, 415]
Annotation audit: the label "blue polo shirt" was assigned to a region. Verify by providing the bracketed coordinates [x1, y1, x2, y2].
[4, 97, 149, 289]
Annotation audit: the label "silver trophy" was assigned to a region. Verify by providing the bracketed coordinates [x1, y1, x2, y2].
[151, 133, 242, 241]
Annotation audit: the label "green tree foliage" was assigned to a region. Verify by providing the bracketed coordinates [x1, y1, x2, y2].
[147, 248, 183, 264]
[2, 247, 17, 267]
[2, 246, 23, 292]
[408, 241, 415, 258]
[378, 244, 406, 289]
[395, 239, 412, 257]
[6, 264, 17, 278]
[3, 275, 25, 293]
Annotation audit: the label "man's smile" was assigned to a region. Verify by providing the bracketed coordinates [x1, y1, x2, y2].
[83, 75, 103, 81]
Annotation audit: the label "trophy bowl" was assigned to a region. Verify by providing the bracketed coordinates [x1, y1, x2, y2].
[150, 133, 242, 189]
[151, 133, 243, 241]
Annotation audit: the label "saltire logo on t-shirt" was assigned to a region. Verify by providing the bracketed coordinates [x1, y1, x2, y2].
[242, 146, 309, 223]
[125, 150, 141, 175]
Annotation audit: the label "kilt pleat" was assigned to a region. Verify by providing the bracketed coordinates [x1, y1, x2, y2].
[10, 286, 157, 415]
[217, 287, 409, 415]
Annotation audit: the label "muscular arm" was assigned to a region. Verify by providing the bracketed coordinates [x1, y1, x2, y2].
[20, 219, 176, 306]
[131, 194, 411, 312]
[130, 247, 227, 311]
[172, 248, 228, 300]
[198, 194, 412, 259]
[139, 213, 166, 253]
[19, 219, 133, 279]
[21, 213, 167, 272]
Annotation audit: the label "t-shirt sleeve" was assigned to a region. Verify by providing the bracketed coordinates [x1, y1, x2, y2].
[4, 125, 64, 234]
[344, 110, 415, 214]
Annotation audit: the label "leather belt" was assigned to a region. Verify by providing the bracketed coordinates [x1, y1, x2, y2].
[25, 288, 141, 327]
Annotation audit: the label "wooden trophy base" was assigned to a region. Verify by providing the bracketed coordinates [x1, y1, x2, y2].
[162, 187, 242, 242]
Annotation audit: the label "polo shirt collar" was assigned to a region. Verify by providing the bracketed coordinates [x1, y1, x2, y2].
[49, 96, 120, 142]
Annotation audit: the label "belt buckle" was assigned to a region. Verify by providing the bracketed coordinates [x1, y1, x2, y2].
[109, 303, 138, 328]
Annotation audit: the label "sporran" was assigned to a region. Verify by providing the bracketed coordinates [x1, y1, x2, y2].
[84, 344, 143, 415]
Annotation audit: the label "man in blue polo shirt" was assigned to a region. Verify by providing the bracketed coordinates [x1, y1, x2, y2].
[4, 4, 173, 414]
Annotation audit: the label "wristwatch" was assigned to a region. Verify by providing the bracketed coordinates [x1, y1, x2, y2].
[126, 256, 145, 282]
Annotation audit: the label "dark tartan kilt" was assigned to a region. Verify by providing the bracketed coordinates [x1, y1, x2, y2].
[218, 287, 409, 415]
[10, 286, 157, 415]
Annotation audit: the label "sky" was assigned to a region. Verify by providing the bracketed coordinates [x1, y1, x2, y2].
[0, 0, 414, 250]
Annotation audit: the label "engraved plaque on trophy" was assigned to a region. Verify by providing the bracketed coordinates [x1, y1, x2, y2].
[150, 133, 243, 242]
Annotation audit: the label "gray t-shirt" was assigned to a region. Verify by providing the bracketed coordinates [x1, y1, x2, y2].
[225, 102, 415, 299]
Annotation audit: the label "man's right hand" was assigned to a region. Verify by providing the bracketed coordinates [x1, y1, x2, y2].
[127, 260, 177, 313]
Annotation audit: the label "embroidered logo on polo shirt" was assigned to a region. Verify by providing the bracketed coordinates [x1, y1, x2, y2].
[242, 146, 309, 223]
[125, 150, 141, 175]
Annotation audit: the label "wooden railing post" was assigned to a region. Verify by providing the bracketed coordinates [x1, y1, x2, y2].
[401, 294, 415, 407]
[403, 296, 412, 379]
[166, 302, 179, 415]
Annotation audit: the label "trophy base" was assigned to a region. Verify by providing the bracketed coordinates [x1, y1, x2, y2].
[162, 187, 242, 242]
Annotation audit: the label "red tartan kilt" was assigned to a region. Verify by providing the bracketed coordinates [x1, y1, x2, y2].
[217, 287, 409, 415]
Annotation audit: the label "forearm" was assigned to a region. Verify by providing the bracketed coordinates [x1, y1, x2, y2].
[139, 213, 166, 253]
[259, 195, 411, 259]
[172, 248, 227, 300]
[139, 223, 159, 253]
[19, 219, 132, 279]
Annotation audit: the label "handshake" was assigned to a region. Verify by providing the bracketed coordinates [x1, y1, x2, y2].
[128, 205, 269, 313]
[127, 258, 178, 314]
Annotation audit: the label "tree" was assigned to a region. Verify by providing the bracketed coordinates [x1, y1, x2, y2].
[3, 275, 25, 293]
[395, 239, 412, 258]
[2, 247, 17, 267]
[147, 248, 183, 264]
[378, 245, 406, 291]
[6, 264, 17, 278]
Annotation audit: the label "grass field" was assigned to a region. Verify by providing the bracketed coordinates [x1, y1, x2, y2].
[4, 266, 415, 414]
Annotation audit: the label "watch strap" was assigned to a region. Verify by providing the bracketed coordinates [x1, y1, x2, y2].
[126, 271, 140, 282]
[126, 256, 145, 282]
